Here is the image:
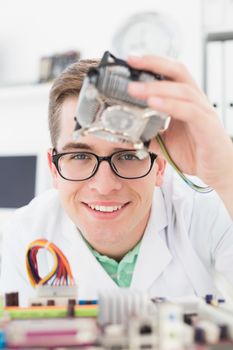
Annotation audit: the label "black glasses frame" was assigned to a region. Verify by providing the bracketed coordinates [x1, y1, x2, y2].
[52, 148, 158, 181]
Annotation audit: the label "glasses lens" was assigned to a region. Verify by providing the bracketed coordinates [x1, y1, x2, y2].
[58, 152, 97, 180]
[112, 150, 152, 178]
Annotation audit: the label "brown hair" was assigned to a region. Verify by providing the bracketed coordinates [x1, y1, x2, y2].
[48, 59, 99, 147]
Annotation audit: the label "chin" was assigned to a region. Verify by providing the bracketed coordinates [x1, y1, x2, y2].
[86, 227, 126, 245]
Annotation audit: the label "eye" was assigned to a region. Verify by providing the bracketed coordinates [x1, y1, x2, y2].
[70, 153, 91, 160]
[116, 150, 149, 161]
[119, 152, 139, 161]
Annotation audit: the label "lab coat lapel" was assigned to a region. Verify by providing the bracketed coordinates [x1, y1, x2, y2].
[167, 170, 217, 296]
[131, 187, 172, 291]
[172, 196, 217, 295]
[57, 215, 118, 299]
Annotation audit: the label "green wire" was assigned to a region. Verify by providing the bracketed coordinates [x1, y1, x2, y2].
[156, 134, 213, 194]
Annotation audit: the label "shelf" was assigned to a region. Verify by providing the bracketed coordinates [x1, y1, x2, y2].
[205, 31, 233, 42]
[0, 82, 51, 101]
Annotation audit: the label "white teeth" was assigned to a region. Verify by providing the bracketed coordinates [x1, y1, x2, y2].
[88, 204, 123, 212]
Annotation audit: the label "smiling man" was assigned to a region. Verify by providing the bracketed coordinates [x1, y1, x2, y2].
[0, 57, 232, 306]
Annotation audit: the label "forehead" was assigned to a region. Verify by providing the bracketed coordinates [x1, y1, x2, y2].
[58, 96, 135, 153]
[59, 96, 78, 135]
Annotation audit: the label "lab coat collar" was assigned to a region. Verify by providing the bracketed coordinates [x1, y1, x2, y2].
[150, 186, 168, 233]
[162, 164, 195, 229]
[58, 215, 119, 299]
[163, 166, 217, 296]
[131, 187, 172, 291]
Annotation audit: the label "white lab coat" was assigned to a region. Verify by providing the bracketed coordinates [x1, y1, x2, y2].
[0, 167, 232, 306]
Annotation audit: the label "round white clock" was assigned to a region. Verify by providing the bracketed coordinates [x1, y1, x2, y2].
[112, 12, 181, 59]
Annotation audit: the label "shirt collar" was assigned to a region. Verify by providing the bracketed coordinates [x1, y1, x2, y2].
[85, 235, 141, 265]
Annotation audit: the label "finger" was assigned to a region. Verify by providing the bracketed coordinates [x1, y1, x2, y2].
[127, 55, 199, 89]
[147, 95, 211, 127]
[128, 80, 210, 112]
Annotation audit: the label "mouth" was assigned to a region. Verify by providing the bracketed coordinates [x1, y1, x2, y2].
[82, 201, 130, 219]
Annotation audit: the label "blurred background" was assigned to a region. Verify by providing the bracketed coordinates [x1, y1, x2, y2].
[0, 0, 233, 231]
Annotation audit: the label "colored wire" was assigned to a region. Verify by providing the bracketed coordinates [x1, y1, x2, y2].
[156, 134, 213, 193]
[26, 239, 74, 287]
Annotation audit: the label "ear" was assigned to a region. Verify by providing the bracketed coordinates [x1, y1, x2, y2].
[47, 148, 58, 189]
[154, 156, 166, 187]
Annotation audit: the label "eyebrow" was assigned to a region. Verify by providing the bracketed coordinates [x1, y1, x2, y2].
[61, 142, 92, 151]
[61, 142, 134, 153]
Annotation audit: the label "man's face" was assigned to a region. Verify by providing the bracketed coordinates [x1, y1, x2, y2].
[48, 96, 166, 259]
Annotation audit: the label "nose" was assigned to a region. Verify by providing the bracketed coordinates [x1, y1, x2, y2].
[88, 160, 122, 194]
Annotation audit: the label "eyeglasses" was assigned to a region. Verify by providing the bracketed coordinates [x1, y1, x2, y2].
[52, 149, 158, 181]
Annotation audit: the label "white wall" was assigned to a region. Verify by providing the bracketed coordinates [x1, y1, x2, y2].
[0, 0, 203, 85]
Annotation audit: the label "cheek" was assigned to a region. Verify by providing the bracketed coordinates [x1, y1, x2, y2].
[130, 175, 156, 205]
[57, 179, 82, 204]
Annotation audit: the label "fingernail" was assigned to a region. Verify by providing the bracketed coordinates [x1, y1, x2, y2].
[148, 97, 164, 107]
[128, 82, 145, 94]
